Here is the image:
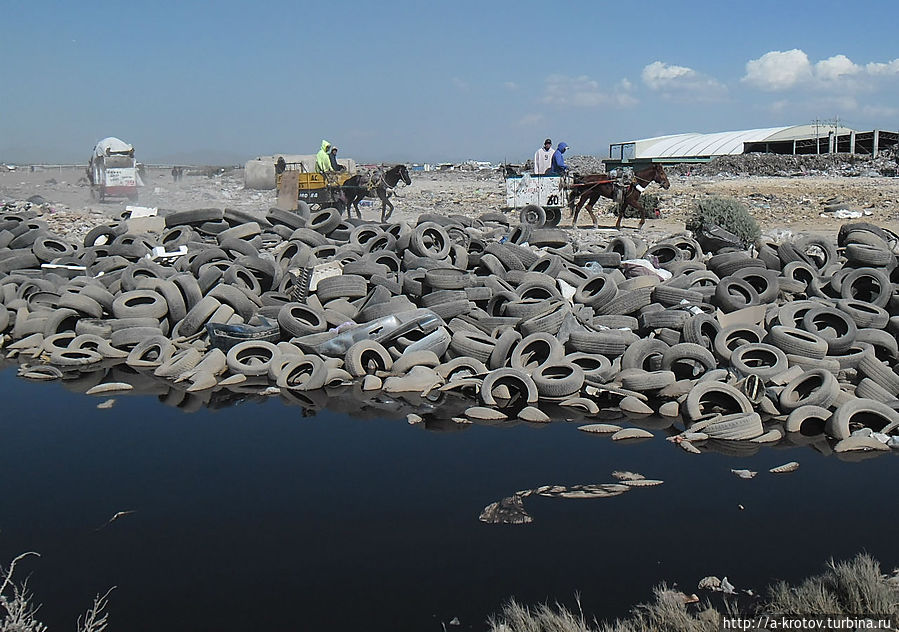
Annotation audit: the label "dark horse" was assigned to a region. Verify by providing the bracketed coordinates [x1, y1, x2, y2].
[341, 164, 412, 222]
[568, 164, 670, 229]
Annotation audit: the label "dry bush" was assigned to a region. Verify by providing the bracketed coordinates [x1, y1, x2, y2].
[1, 551, 113, 632]
[489, 554, 898, 632]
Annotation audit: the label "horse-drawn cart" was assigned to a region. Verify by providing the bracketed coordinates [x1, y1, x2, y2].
[502, 173, 569, 227]
[277, 166, 350, 212]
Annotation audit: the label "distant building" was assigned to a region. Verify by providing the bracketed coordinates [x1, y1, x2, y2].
[607, 125, 898, 169]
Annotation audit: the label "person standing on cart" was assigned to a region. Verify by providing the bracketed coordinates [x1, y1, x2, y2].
[534, 138, 553, 175]
[547, 142, 570, 176]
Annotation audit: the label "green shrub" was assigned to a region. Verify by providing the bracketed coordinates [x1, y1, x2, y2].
[686, 195, 760, 248]
[622, 193, 660, 219]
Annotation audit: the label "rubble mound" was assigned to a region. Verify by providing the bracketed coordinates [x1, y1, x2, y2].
[671, 153, 898, 178]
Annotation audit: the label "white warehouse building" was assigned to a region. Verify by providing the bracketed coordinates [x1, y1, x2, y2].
[607, 125, 897, 168]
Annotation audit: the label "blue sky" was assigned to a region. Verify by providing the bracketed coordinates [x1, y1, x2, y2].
[2, 0, 898, 164]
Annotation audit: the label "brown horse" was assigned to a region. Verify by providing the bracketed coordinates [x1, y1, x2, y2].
[568, 164, 670, 229]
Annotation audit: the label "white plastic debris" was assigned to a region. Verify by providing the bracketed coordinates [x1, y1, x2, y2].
[125, 205, 158, 218]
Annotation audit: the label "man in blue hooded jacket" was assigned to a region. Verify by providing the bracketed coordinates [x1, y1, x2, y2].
[548, 142, 569, 175]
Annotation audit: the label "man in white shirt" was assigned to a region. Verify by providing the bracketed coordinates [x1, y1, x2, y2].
[533, 138, 553, 175]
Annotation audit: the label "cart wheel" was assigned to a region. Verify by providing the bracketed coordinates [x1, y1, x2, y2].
[545, 206, 562, 227]
[519, 204, 546, 227]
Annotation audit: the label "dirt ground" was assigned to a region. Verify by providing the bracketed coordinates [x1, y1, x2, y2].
[3, 165, 899, 247]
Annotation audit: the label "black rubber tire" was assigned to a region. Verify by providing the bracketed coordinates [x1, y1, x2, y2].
[425, 268, 471, 290]
[858, 354, 899, 395]
[682, 313, 721, 350]
[32, 236, 75, 262]
[567, 330, 630, 357]
[165, 208, 224, 228]
[840, 268, 891, 308]
[729, 343, 788, 381]
[449, 329, 497, 364]
[112, 289, 169, 320]
[528, 228, 568, 248]
[278, 303, 328, 337]
[520, 301, 568, 336]
[266, 207, 307, 230]
[826, 398, 899, 440]
[177, 296, 222, 337]
[702, 412, 764, 440]
[410, 222, 451, 259]
[345, 340, 393, 377]
[48, 348, 104, 368]
[519, 204, 546, 227]
[510, 332, 565, 372]
[684, 381, 754, 421]
[308, 208, 342, 235]
[845, 243, 894, 267]
[485, 243, 525, 272]
[713, 276, 760, 313]
[226, 341, 280, 376]
[315, 274, 368, 302]
[573, 274, 618, 308]
[785, 405, 830, 435]
[479, 367, 539, 406]
[732, 267, 781, 304]
[57, 292, 103, 318]
[595, 287, 653, 316]
[660, 342, 716, 380]
[778, 368, 840, 411]
[639, 308, 689, 331]
[835, 299, 889, 329]
[800, 306, 857, 354]
[531, 361, 584, 398]
[208, 284, 259, 321]
[768, 325, 828, 359]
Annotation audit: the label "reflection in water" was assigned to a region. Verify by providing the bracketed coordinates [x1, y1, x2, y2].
[480, 473, 663, 525]
[5, 356, 898, 463]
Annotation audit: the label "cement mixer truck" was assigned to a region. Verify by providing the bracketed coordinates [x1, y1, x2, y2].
[88, 137, 138, 201]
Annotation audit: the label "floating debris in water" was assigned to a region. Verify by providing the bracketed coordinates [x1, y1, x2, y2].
[96, 399, 116, 409]
[731, 469, 757, 479]
[769, 461, 799, 474]
[94, 510, 135, 531]
[480, 472, 661, 524]
[611, 428, 654, 441]
[620, 479, 663, 487]
[612, 471, 645, 481]
[577, 423, 622, 434]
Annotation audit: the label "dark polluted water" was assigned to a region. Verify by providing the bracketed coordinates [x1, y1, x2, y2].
[0, 368, 897, 632]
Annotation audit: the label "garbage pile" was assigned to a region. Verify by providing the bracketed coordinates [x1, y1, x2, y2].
[1, 201, 899, 456]
[669, 152, 899, 178]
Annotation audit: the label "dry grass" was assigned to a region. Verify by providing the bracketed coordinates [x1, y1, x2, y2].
[489, 554, 899, 632]
[1, 551, 113, 632]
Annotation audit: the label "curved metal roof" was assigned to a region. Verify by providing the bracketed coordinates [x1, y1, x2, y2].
[631, 125, 857, 158]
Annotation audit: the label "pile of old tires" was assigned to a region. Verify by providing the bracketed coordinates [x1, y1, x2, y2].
[1, 203, 899, 453]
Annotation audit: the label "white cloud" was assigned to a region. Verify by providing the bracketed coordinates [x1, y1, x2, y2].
[866, 59, 899, 76]
[541, 74, 637, 108]
[815, 54, 861, 81]
[743, 49, 812, 91]
[744, 50, 899, 92]
[641, 61, 727, 101]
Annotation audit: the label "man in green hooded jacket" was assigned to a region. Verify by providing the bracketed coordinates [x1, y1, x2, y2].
[315, 140, 334, 173]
